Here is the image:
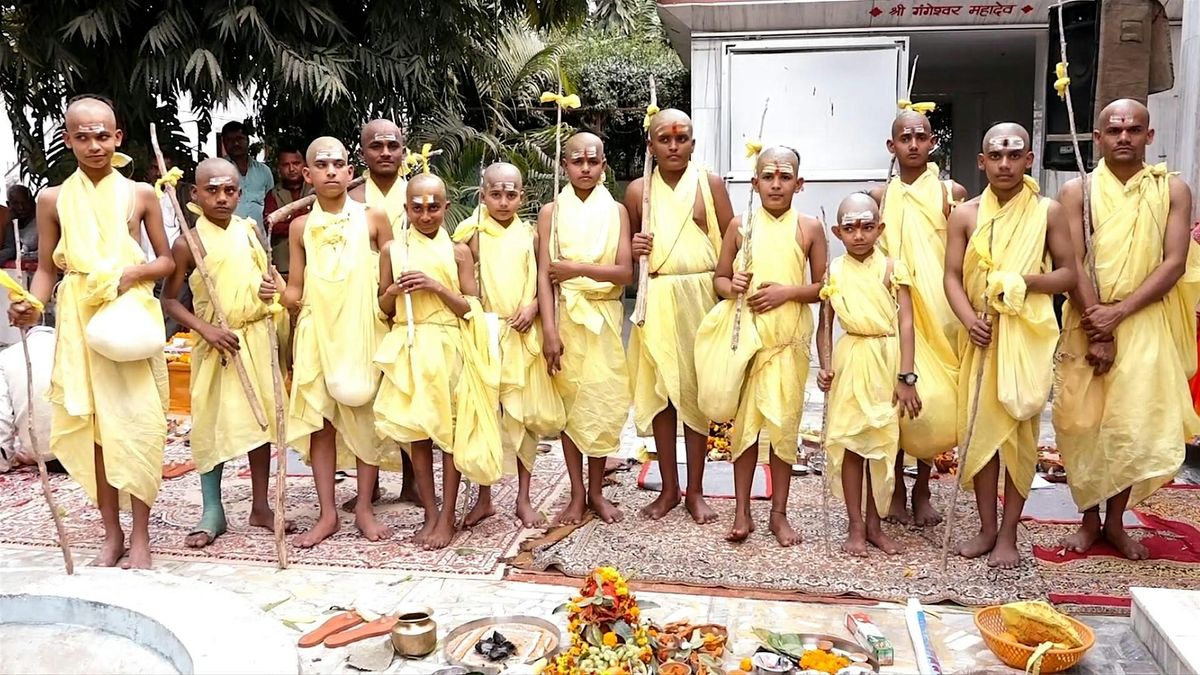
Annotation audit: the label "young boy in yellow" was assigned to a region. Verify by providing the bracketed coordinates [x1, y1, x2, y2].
[538, 133, 633, 526]
[702, 146, 826, 547]
[283, 137, 393, 549]
[9, 95, 173, 569]
[817, 193, 919, 557]
[455, 163, 562, 528]
[374, 173, 483, 550]
[161, 158, 288, 548]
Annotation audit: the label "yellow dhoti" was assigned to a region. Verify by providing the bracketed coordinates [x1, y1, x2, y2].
[1054, 161, 1200, 510]
[880, 164, 959, 458]
[823, 254, 907, 515]
[189, 215, 284, 473]
[629, 163, 721, 435]
[288, 200, 392, 469]
[50, 170, 169, 508]
[553, 185, 630, 457]
[958, 177, 1057, 498]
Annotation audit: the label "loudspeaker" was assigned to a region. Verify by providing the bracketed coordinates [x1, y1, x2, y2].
[1043, 0, 1100, 171]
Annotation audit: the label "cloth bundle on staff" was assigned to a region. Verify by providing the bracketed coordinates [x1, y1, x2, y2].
[630, 76, 658, 327]
[540, 75, 581, 327]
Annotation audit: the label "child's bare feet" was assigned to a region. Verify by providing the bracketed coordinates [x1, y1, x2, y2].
[955, 528, 997, 559]
[589, 493, 624, 524]
[843, 521, 869, 557]
[293, 514, 340, 549]
[866, 523, 903, 555]
[640, 489, 680, 520]
[422, 515, 458, 550]
[725, 508, 753, 543]
[911, 488, 942, 527]
[90, 531, 126, 567]
[354, 509, 392, 541]
[122, 534, 152, 569]
[516, 499, 547, 528]
[769, 510, 801, 547]
[987, 530, 1021, 568]
[553, 495, 589, 527]
[411, 509, 438, 546]
[885, 490, 911, 525]
[1063, 518, 1102, 554]
[685, 495, 718, 525]
[248, 505, 294, 533]
[463, 498, 496, 528]
[1104, 521, 1150, 560]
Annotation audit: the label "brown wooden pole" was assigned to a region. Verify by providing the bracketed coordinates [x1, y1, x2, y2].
[630, 76, 658, 327]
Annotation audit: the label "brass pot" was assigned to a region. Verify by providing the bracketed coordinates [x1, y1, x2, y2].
[390, 605, 437, 657]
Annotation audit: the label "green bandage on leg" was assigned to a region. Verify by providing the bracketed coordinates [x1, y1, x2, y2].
[189, 464, 228, 543]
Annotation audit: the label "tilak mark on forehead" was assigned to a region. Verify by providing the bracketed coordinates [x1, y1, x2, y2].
[902, 125, 927, 135]
[986, 135, 1026, 151]
[760, 161, 796, 175]
[315, 149, 342, 161]
[570, 145, 600, 160]
[372, 133, 398, 142]
[840, 210, 876, 225]
[410, 195, 438, 205]
[76, 122, 108, 134]
[207, 176, 233, 186]
[1109, 115, 1135, 125]
[488, 181, 517, 192]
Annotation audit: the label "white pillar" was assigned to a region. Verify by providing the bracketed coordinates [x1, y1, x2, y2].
[1179, 0, 1200, 221]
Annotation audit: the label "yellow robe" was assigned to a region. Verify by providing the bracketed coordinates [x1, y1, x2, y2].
[880, 164, 959, 458]
[822, 253, 907, 515]
[629, 163, 721, 435]
[553, 185, 630, 457]
[364, 173, 408, 238]
[729, 207, 813, 463]
[50, 169, 169, 508]
[1054, 161, 1200, 510]
[958, 177, 1057, 498]
[288, 199, 391, 469]
[188, 215, 283, 474]
[454, 211, 563, 472]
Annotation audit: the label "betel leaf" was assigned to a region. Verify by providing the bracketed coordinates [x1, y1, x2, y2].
[612, 620, 635, 641]
[587, 624, 604, 647]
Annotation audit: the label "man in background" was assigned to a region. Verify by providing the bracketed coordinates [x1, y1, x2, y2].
[220, 121, 274, 234]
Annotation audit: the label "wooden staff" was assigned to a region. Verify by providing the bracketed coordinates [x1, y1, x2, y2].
[266, 177, 366, 229]
[150, 125, 269, 430]
[549, 66, 566, 327]
[816, 207, 833, 555]
[400, 214, 415, 348]
[730, 99, 771, 351]
[939, 218, 996, 573]
[630, 76, 658, 327]
[11, 223, 73, 574]
[1056, 2, 1100, 290]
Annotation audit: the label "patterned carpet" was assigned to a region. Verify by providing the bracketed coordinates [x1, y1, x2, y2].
[0, 441, 570, 579]
[523, 472, 1200, 612]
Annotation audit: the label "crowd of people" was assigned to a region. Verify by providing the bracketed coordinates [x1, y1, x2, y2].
[3, 92, 1196, 574]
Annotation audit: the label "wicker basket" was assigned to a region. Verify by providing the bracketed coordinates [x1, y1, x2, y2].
[974, 606, 1094, 673]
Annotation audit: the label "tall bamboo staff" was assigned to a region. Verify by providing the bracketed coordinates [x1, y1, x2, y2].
[7, 224, 72, 573]
[1054, 2, 1100, 289]
[816, 207, 833, 555]
[939, 219, 996, 573]
[630, 77, 658, 327]
[730, 99, 770, 351]
[265, 177, 366, 230]
[150, 125, 268, 431]
[402, 146, 445, 348]
[540, 66, 580, 327]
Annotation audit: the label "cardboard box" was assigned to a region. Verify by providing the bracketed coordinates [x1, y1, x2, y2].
[846, 611, 894, 666]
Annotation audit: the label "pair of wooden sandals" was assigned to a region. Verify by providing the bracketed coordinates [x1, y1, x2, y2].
[299, 610, 399, 649]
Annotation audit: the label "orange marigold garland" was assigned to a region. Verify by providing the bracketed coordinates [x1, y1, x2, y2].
[539, 567, 655, 675]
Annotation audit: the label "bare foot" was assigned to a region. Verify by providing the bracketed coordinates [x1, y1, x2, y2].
[589, 493, 624, 524]
[184, 530, 216, 548]
[248, 506, 295, 533]
[90, 532, 126, 567]
[955, 529, 997, 559]
[552, 495, 589, 527]
[685, 494, 718, 525]
[354, 509, 393, 541]
[988, 531, 1021, 568]
[911, 489, 943, 527]
[411, 514, 437, 547]
[885, 490, 911, 525]
[725, 509, 753, 543]
[122, 536, 152, 570]
[866, 524, 904, 555]
[1062, 517, 1103, 554]
[1104, 522, 1149, 560]
[422, 515, 458, 550]
[843, 522, 869, 557]
[640, 489, 680, 520]
[769, 511, 802, 547]
[292, 514, 340, 549]
[398, 479, 418, 504]
[340, 485, 382, 513]
[463, 499, 496, 528]
[516, 499, 548, 528]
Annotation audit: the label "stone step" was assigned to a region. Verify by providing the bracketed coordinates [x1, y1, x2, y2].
[1131, 586, 1200, 674]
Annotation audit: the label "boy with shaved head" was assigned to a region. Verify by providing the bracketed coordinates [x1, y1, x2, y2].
[624, 108, 735, 524]
[868, 107, 967, 528]
[1054, 99, 1200, 559]
[161, 158, 288, 548]
[944, 123, 1076, 568]
[9, 95, 173, 568]
[702, 146, 826, 546]
[538, 132, 633, 526]
[455, 162, 560, 528]
[283, 136, 394, 549]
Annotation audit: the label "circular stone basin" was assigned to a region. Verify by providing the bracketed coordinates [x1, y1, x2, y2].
[0, 567, 298, 674]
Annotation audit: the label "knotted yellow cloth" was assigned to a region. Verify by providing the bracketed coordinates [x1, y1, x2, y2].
[553, 184, 629, 457]
[50, 169, 168, 509]
[880, 163, 960, 458]
[288, 199, 392, 469]
[727, 207, 813, 463]
[958, 176, 1057, 497]
[629, 163, 721, 436]
[823, 253, 908, 516]
[189, 215, 284, 474]
[364, 172, 409, 238]
[454, 211, 564, 472]
[1054, 160, 1200, 510]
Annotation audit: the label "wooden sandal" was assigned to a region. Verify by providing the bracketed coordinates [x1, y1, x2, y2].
[298, 611, 363, 648]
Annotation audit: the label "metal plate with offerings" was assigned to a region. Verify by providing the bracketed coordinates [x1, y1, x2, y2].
[443, 615, 562, 671]
[753, 629, 880, 674]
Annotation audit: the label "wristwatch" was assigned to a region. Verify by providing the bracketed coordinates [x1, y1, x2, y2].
[897, 372, 918, 386]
